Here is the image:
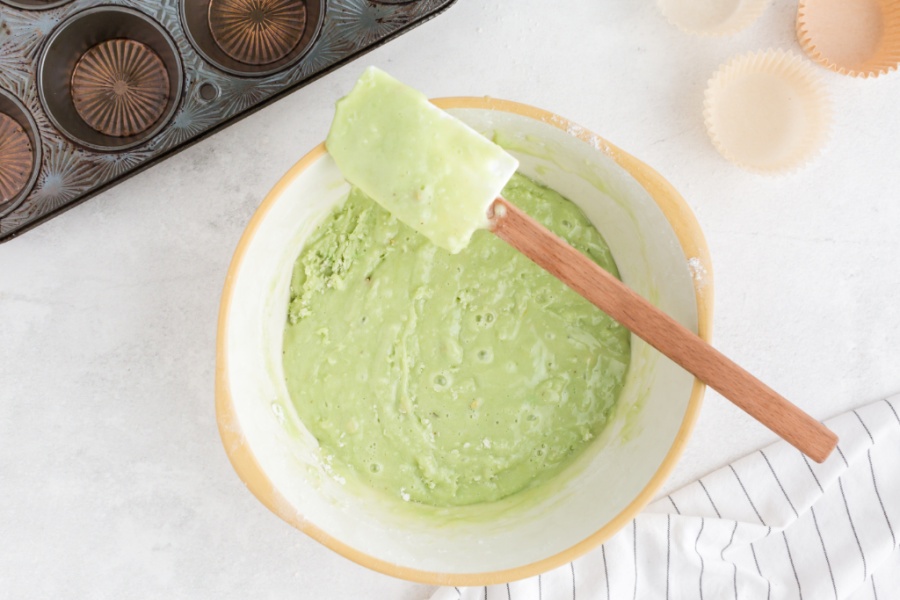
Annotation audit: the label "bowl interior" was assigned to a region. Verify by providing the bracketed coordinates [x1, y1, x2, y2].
[218, 100, 709, 582]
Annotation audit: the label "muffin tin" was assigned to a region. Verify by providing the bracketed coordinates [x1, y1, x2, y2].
[0, 0, 457, 241]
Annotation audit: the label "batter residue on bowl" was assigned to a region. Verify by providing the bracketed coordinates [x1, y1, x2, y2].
[282, 173, 630, 506]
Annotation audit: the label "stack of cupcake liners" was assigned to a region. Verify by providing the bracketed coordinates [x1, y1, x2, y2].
[660, 0, 900, 173]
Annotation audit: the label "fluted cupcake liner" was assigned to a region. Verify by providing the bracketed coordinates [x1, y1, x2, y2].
[704, 49, 832, 173]
[797, 0, 900, 78]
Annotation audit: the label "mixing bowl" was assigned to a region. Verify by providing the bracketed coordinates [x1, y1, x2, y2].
[215, 97, 713, 585]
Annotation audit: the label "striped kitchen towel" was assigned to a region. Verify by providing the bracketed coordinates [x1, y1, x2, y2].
[433, 394, 900, 600]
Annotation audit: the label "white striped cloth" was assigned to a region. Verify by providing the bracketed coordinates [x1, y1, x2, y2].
[433, 394, 900, 600]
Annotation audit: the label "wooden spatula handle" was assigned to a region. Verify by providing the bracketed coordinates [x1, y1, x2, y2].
[489, 197, 838, 463]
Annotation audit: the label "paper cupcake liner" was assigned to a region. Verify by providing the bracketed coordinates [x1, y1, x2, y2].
[658, 0, 770, 36]
[703, 49, 832, 173]
[798, 0, 900, 78]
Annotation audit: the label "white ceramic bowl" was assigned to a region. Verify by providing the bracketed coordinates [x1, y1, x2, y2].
[216, 98, 713, 585]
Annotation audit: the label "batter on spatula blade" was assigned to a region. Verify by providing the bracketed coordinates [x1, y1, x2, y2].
[326, 67, 519, 254]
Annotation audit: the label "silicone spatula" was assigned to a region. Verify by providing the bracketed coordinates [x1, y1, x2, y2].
[326, 67, 838, 463]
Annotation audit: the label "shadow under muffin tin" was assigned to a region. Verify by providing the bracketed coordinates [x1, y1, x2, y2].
[0, 0, 457, 241]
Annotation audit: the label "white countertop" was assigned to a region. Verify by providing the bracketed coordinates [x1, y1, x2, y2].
[2, 1, 899, 598]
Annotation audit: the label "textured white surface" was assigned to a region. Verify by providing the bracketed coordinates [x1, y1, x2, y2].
[1, 1, 898, 598]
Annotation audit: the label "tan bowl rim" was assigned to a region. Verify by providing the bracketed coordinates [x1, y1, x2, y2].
[215, 96, 714, 586]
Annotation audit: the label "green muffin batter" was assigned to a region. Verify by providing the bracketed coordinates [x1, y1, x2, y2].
[283, 173, 630, 506]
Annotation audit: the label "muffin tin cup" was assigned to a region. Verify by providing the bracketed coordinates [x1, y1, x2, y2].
[182, 0, 325, 78]
[37, 6, 184, 152]
[797, 0, 900, 78]
[0, 89, 43, 218]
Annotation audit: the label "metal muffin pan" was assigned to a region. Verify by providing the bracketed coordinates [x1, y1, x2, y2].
[0, 0, 457, 242]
